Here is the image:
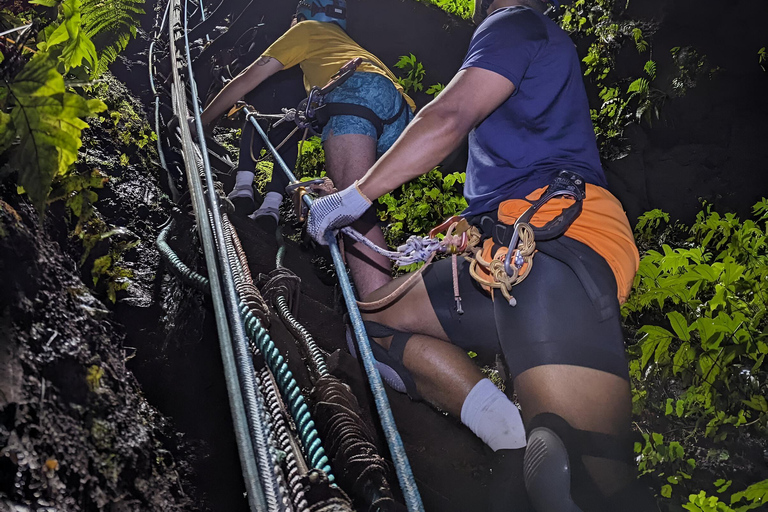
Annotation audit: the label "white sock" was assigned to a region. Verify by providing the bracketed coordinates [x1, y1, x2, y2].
[460, 378, 527, 451]
[250, 192, 283, 221]
[260, 191, 283, 210]
[234, 170, 255, 190]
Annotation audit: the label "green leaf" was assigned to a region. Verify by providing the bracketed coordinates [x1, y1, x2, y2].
[0, 112, 14, 153]
[668, 311, 691, 341]
[730, 479, 768, 507]
[627, 78, 649, 94]
[30, 0, 60, 6]
[638, 325, 674, 368]
[742, 395, 768, 413]
[661, 484, 672, 498]
[5, 52, 105, 214]
[92, 254, 112, 285]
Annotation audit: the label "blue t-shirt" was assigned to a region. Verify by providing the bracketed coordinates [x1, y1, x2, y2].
[460, 6, 607, 216]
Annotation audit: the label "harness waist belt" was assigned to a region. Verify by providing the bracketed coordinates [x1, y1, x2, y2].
[316, 96, 408, 139]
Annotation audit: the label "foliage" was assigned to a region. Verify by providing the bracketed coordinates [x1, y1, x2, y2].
[48, 166, 108, 226]
[669, 46, 716, 97]
[425, 82, 444, 98]
[0, 0, 141, 216]
[33, 0, 144, 77]
[377, 169, 467, 249]
[91, 245, 135, 303]
[624, 199, 768, 509]
[394, 53, 426, 94]
[682, 480, 768, 512]
[1, 50, 106, 214]
[296, 135, 326, 178]
[392, 54, 446, 101]
[760, 47, 766, 72]
[559, 0, 669, 158]
[79, 0, 144, 77]
[417, 0, 472, 19]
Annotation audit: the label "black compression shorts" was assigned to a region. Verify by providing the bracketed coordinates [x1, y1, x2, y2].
[422, 236, 629, 381]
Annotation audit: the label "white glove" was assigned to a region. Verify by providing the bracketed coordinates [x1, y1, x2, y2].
[306, 182, 372, 245]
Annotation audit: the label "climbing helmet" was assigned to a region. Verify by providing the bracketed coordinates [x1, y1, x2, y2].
[296, 0, 347, 30]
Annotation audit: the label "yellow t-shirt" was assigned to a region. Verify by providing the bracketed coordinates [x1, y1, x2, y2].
[262, 21, 416, 112]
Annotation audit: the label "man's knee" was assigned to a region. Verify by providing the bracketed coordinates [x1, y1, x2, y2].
[354, 322, 422, 400]
[523, 413, 651, 512]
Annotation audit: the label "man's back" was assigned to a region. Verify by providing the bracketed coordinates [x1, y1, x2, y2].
[263, 20, 412, 109]
[462, 6, 606, 216]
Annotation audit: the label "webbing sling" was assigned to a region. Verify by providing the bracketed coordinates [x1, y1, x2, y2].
[317, 96, 408, 139]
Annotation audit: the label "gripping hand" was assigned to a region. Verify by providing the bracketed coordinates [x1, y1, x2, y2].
[306, 182, 372, 245]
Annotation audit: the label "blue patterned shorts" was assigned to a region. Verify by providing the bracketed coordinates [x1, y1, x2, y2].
[321, 72, 414, 157]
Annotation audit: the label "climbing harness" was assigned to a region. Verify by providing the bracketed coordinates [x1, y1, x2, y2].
[247, 56, 408, 140]
[292, 170, 586, 310]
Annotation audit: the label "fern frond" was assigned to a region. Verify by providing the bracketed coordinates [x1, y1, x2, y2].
[81, 0, 145, 77]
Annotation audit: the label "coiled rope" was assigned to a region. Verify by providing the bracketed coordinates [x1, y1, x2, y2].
[222, 214, 333, 478]
[262, 232, 402, 511]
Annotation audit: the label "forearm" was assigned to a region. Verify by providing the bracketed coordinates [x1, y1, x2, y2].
[358, 102, 472, 200]
[200, 56, 284, 126]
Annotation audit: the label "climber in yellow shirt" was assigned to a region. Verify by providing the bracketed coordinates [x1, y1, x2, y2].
[199, 0, 414, 299]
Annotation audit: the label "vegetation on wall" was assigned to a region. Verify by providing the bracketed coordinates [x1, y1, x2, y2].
[1, 0, 145, 303]
[0, 0, 143, 215]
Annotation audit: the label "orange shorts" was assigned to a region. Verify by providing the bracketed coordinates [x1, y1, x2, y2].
[480, 184, 639, 304]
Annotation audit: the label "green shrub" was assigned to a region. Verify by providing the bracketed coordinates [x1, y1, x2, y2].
[625, 199, 768, 509]
[377, 168, 467, 250]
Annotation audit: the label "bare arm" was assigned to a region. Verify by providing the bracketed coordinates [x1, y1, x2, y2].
[357, 67, 516, 200]
[199, 55, 285, 126]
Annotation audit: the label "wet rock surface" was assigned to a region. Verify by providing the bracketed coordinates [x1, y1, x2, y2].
[0, 73, 200, 510]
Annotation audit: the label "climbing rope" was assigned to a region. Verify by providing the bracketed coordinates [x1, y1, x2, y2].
[157, 219, 210, 292]
[156, 216, 340, 509]
[259, 366, 310, 511]
[222, 213, 333, 479]
[167, 0, 288, 508]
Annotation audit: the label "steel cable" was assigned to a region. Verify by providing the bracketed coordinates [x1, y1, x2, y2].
[168, 0, 274, 512]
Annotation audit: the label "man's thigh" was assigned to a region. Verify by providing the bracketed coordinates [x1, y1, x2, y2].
[322, 133, 376, 189]
[362, 268, 452, 342]
[364, 258, 501, 362]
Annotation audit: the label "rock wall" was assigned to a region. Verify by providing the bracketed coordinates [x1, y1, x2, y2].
[608, 0, 768, 223]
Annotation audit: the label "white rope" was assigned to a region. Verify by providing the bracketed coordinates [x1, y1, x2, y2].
[340, 227, 447, 267]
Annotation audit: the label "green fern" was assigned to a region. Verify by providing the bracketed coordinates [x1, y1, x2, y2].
[1, 51, 106, 213]
[81, 0, 144, 77]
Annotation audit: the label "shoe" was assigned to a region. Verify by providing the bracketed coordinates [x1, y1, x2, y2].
[228, 187, 256, 216]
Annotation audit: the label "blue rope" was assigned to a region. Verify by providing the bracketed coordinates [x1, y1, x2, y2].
[244, 106, 425, 512]
[240, 306, 333, 476]
[156, 221, 333, 480]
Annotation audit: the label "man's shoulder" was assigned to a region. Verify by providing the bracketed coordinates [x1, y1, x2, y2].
[482, 6, 547, 33]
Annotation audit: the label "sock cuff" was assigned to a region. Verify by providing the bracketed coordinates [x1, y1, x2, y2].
[461, 378, 499, 425]
[262, 191, 283, 209]
[235, 170, 255, 188]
